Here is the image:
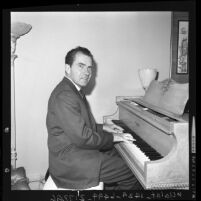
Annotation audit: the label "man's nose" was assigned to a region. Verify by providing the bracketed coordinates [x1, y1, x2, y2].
[83, 67, 91, 75]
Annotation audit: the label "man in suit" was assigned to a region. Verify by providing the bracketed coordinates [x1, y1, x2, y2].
[46, 46, 142, 190]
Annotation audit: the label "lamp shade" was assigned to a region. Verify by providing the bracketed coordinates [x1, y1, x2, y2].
[138, 68, 157, 90]
[11, 22, 32, 39]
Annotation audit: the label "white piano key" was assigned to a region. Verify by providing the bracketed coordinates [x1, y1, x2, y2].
[124, 142, 150, 167]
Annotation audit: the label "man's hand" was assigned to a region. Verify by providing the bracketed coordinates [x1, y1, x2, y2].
[103, 123, 124, 134]
[112, 132, 135, 143]
[103, 122, 135, 143]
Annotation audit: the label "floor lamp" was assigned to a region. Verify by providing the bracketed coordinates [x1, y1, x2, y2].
[11, 22, 32, 169]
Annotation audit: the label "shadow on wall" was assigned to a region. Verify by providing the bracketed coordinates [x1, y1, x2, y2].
[83, 58, 98, 96]
[156, 71, 159, 80]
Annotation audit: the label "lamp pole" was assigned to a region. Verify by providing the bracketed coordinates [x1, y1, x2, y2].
[11, 22, 32, 168]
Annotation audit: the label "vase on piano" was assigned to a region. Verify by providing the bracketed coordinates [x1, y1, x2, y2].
[138, 68, 157, 91]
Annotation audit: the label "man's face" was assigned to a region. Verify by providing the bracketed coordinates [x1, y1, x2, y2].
[66, 52, 93, 88]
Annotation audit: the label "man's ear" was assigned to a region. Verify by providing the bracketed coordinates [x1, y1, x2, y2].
[65, 64, 71, 75]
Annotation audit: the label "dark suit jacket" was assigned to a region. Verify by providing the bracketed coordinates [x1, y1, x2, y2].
[46, 77, 114, 189]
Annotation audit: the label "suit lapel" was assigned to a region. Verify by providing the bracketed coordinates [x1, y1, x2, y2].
[62, 77, 81, 98]
[62, 77, 96, 130]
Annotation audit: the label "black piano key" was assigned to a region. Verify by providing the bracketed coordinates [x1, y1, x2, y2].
[133, 143, 161, 160]
[128, 134, 161, 159]
[112, 120, 163, 160]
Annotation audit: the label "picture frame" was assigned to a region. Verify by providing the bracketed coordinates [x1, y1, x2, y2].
[170, 12, 189, 83]
[176, 20, 189, 74]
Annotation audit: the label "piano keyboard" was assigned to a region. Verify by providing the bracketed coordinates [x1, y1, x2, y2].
[122, 141, 150, 169]
[112, 120, 163, 163]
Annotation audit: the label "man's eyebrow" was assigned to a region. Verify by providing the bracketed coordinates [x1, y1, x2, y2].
[78, 62, 86, 66]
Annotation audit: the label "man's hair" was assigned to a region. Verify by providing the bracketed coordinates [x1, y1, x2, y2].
[65, 46, 94, 66]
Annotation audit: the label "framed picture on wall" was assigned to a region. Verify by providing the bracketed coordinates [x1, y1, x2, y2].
[171, 12, 189, 83]
[176, 21, 189, 74]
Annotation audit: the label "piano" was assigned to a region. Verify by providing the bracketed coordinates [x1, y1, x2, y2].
[103, 96, 189, 190]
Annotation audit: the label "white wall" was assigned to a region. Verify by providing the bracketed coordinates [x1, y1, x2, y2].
[11, 11, 171, 179]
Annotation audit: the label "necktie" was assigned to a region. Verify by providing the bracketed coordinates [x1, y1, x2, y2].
[79, 90, 93, 127]
[79, 89, 85, 99]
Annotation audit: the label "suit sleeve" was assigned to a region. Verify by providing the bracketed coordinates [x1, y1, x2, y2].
[54, 91, 114, 150]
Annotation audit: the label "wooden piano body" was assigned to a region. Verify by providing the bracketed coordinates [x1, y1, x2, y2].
[104, 96, 189, 190]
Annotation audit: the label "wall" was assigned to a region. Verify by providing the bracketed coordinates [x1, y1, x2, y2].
[11, 11, 171, 180]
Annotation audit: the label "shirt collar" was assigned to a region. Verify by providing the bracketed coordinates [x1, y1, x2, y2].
[65, 75, 81, 91]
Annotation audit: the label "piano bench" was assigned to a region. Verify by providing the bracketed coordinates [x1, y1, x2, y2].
[43, 176, 104, 190]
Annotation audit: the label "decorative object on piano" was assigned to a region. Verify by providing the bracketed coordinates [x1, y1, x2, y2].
[171, 12, 189, 83]
[11, 22, 32, 169]
[138, 68, 158, 91]
[143, 79, 189, 116]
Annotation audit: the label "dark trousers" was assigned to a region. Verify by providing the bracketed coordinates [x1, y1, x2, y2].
[100, 147, 143, 190]
[45, 148, 143, 190]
